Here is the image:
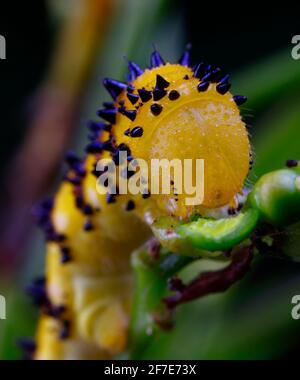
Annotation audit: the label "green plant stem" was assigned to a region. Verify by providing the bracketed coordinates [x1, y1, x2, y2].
[128, 247, 192, 358]
[151, 209, 259, 256]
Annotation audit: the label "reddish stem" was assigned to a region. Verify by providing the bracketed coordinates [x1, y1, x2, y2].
[164, 245, 254, 309]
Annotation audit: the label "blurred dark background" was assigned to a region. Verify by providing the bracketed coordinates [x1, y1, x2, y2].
[0, 1, 52, 170]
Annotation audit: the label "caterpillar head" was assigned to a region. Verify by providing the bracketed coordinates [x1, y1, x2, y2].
[97, 48, 251, 219]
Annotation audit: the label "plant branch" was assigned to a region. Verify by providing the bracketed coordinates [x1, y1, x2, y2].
[164, 245, 254, 309]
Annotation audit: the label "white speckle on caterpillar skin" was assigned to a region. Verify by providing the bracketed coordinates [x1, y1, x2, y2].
[87, 187, 101, 209]
[54, 212, 68, 231]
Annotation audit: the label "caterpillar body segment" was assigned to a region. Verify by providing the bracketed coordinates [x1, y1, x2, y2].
[35, 168, 150, 359]
[32, 48, 251, 359]
[113, 62, 250, 218]
[35, 315, 111, 360]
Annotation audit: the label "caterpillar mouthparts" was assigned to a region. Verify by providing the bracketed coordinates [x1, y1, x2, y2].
[25, 46, 251, 360]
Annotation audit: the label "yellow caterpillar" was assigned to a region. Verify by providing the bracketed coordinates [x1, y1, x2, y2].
[29, 48, 251, 359]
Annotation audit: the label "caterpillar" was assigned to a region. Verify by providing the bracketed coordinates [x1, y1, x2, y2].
[27, 47, 251, 360]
